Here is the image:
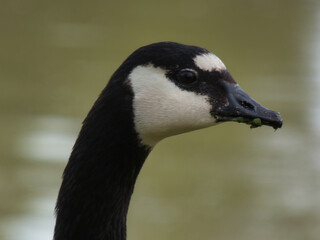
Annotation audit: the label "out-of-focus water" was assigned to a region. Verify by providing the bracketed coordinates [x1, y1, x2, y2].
[1, 1, 320, 240]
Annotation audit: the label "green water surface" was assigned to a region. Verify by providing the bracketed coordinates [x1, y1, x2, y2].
[1, 1, 320, 240]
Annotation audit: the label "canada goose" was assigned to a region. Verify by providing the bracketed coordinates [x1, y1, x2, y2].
[53, 42, 282, 240]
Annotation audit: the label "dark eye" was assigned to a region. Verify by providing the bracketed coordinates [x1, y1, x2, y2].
[176, 69, 198, 85]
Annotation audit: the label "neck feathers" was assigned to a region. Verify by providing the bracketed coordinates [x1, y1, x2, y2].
[54, 77, 150, 240]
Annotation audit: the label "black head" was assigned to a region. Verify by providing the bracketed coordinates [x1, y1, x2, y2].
[108, 42, 282, 146]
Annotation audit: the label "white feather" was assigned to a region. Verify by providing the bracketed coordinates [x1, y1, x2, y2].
[193, 53, 226, 72]
[129, 64, 217, 146]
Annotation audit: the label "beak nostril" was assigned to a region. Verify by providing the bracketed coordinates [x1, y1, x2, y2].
[238, 100, 255, 110]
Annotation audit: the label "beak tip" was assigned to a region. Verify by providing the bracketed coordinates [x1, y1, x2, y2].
[269, 111, 283, 130]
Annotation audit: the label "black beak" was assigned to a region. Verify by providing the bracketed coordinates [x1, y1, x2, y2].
[212, 81, 283, 129]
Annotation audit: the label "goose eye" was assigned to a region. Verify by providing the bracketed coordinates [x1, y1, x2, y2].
[176, 70, 198, 85]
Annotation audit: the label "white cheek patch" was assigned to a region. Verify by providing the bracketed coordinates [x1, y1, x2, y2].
[129, 65, 217, 147]
[193, 53, 226, 72]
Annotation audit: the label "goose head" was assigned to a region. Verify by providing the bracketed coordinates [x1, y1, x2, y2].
[54, 42, 283, 240]
[124, 42, 282, 146]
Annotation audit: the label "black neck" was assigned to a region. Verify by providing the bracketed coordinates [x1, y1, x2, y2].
[54, 78, 150, 240]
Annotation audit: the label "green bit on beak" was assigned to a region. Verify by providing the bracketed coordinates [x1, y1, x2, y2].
[250, 118, 262, 128]
[232, 116, 264, 129]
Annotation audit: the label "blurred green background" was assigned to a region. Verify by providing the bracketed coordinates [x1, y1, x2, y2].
[1, 0, 320, 240]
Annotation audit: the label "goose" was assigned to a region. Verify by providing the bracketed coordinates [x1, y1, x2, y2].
[53, 42, 282, 240]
